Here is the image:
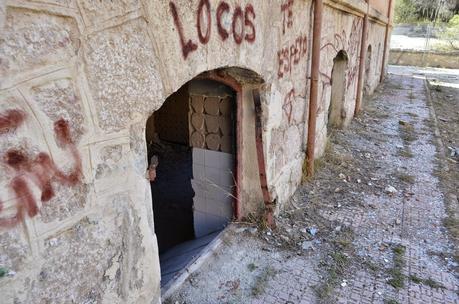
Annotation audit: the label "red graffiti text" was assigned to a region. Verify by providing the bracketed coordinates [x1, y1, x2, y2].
[170, 1, 256, 59]
[282, 89, 295, 124]
[0, 109, 26, 135]
[281, 0, 294, 35]
[0, 111, 82, 228]
[277, 34, 307, 79]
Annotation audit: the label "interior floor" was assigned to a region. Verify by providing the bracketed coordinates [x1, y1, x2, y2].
[159, 230, 222, 287]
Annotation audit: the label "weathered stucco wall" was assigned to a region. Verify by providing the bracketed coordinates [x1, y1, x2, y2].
[0, 0, 391, 303]
[366, 21, 386, 94]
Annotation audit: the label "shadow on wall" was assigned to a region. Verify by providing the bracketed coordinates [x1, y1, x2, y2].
[365, 45, 372, 96]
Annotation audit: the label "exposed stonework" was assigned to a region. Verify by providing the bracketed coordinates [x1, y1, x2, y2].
[95, 144, 124, 179]
[0, 226, 29, 272]
[84, 19, 164, 132]
[78, 0, 140, 25]
[38, 183, 88, 223]
[0, 7, 79, 77]
[30, 78, 85, 143]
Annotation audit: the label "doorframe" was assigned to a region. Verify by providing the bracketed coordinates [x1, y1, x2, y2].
[197, 70, 243, 220]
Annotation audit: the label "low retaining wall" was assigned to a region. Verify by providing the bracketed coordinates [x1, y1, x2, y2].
[389, 49, 459, 69]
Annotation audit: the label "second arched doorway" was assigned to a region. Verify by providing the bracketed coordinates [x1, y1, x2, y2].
[328, 50, 349, 130]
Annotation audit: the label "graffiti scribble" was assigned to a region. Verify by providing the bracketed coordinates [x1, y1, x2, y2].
[0, 111, 82, 228]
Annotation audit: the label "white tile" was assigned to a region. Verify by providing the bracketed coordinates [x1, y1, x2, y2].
[219, 169, 235, 187]
[218, 152, 235, 169]
[193, 195, 206, 213]
[207, 184, 228, 201]
[191, 179, 207, 197]
[193, 211, 207, 238]
[206, 198, 221, 217]
[204, 166, 220, 185]
[192, 164, 205, 180]
[221, 202, 233, 221]
[204, 149, 220, 168]
[207, 214, 227, 232]
[192, 148, 205, 165]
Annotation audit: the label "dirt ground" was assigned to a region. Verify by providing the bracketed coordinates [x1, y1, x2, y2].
[164, 66, 459, 304]
[424, 67, 459, 261]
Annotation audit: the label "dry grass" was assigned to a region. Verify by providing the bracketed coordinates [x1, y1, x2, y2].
[397, 173, 416, 184]
[409, 274, 445, 289]
[405, 112, 419, 118]
[251, 266, 277, 297]
[423, 278, 445, 290]
[399, 122, 418, 143]
[426, 80, 459, 266]
[302, 138, 352, 182]
[409, 274, 423, 284]
[397, 149, 414, 158]
[314, 227, 355, 302]
[443, 216, 459, 244]
[387, 244, 406, 289]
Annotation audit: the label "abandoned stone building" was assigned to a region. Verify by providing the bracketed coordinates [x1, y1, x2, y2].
[0, 0, 393, 302]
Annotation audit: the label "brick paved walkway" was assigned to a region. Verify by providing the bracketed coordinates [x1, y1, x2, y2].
[165, 68, 459, 304]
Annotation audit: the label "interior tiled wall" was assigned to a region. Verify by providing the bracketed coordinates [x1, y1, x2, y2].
[192, 148, 234, 238]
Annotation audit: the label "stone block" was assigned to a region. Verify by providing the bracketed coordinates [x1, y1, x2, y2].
[78, 0, 140, 25]
[84, 19, 163, 131]
[30, 194, 147, 303]
[30, 78, 85, 143]
[204, 97, 220, 115]
[191, 95, 204, 113]
[0, 226, 30, 274]
[205, 115, 219, 133]
[38, 182, 88, 224]
[0, 8, 79, 77]
[190, 131, 205, 148]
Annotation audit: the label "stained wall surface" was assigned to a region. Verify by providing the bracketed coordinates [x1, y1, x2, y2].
[0, 0, 392, 303]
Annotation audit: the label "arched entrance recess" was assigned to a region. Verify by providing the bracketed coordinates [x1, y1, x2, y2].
[145, 68, 264, 287]
[328, 50, 349, 130]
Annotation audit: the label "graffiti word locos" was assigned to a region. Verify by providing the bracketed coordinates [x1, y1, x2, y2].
[169, 0, 256, 59]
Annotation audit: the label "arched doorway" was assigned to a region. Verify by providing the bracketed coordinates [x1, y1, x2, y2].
[146, 77, 238, 286]
[328, 50, 348, 130]
[364, 45, 372, 96]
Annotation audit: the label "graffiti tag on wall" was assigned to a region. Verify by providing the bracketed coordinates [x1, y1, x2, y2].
[277, 0, 307, 125]
[169, 0, 256, 59]
[282, 89, 295, 124]
[0, 110, 82, 228]
[316, 18, 363, 114]
[320, 18, 362, 89]
[277, 34, 307, 79]
[281, 0, 294, 34]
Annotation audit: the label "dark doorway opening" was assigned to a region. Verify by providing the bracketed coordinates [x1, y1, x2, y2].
[146, 78, 237, 287]
[328, 50, 349, 130]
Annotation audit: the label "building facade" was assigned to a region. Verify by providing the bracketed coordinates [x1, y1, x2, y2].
[0, 0, 393, 303]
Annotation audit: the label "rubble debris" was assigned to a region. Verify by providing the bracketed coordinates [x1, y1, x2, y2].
[385, 185, 398, 195]
[307, 227, 318, 236]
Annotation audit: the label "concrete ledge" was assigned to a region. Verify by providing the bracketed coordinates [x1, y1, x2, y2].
[161, 227, 230, 300]
[389, 49, 459, 69]
[325, 0, 390, 24]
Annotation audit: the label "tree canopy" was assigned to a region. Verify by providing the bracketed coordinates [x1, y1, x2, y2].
[395, 0, 459, 23]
